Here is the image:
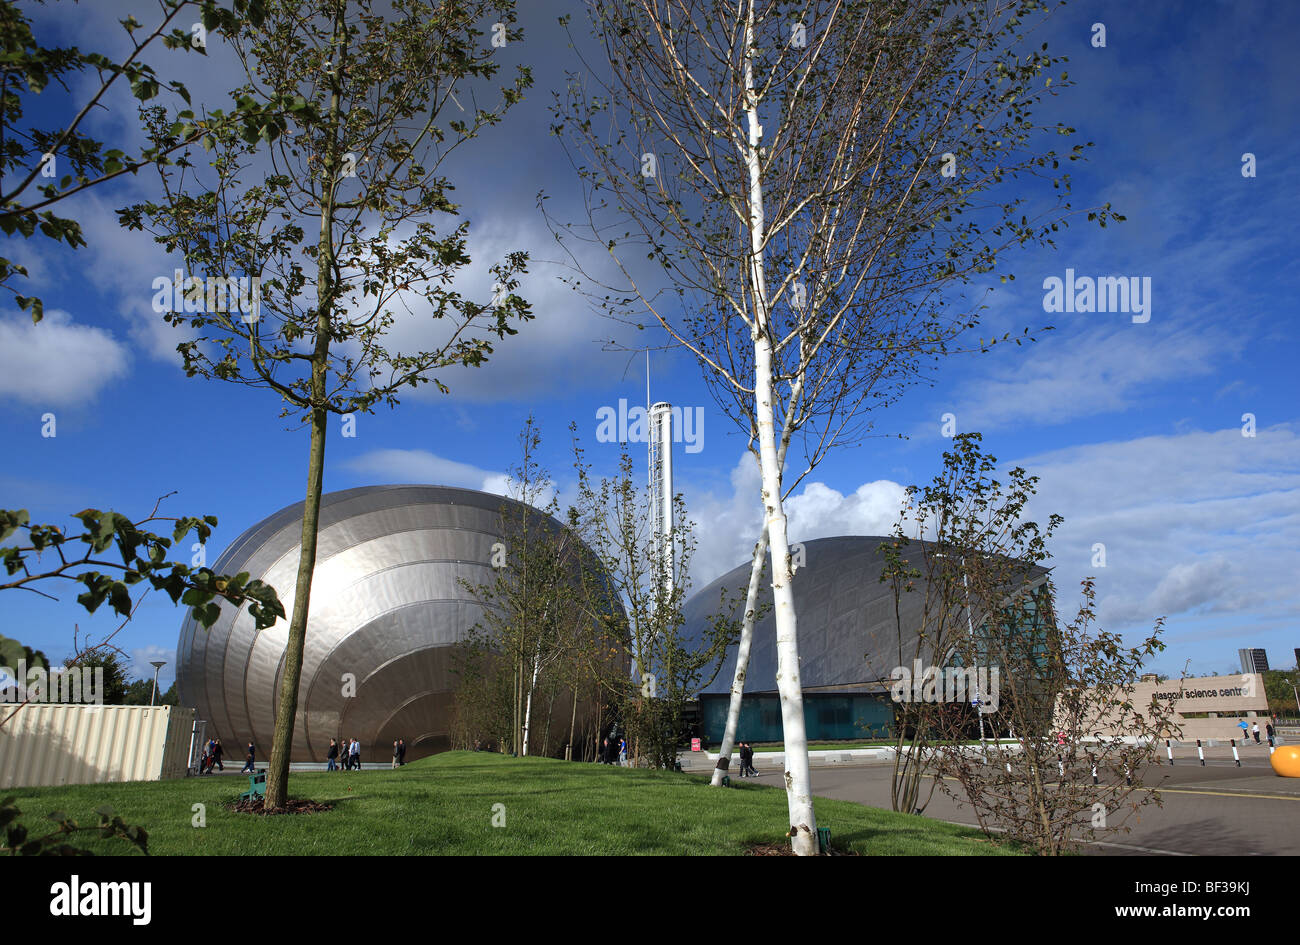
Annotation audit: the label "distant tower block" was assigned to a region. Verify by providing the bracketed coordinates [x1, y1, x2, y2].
[649, 402, 674, 597]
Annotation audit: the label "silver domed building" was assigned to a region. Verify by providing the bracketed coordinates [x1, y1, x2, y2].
[681, 536, 1050, 743]
[176, 485, 605, 762]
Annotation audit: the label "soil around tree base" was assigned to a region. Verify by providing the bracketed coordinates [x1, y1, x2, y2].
[745, 841, 859, 856]
[228, 797, 334, 815]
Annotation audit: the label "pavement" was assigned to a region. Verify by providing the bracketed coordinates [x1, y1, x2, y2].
[691, 744, 1300, 855]
[194, 762, 402, 774]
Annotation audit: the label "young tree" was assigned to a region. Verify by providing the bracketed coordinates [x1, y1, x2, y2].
[876, 434, 1047, 813]
[553, 0, 1120, 852]
[453, 418, 629, 760]
[456, 417, 588, 757]
[569, 436, 736, 770]
[884, 434, 1178, 853]
[124, 0, 534, 808]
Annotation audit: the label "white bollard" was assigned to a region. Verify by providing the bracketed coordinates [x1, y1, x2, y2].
[1166, 739, 1174, 765]
[1197, 739, 1205, 766]
[1231, 738, 1241, 767]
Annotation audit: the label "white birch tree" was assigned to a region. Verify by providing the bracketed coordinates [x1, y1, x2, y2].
[553, 0, 1119, 853]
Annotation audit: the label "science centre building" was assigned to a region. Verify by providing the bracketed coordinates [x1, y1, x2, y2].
[680, 536, 1051, 743]
[176, 484, 609, 762]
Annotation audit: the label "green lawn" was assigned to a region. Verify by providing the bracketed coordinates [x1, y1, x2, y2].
[6, 751, 1016, 856]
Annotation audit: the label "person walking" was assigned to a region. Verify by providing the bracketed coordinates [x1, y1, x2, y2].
[350, 738, 361, 770]
[392, 739, 401, 769]
[327, 738, 338, 771]
[618, 738, 628, 767]
[744, 742, 759, 777]
[241, 741, 256, 773]
[199, 740, 211, 775]
[1238, 719, 1250, 742]
[1253, 722, 1262, 744]
[1266, 722, 1276, 747]
[397, 739, 406, 766]
[737, 741, 750, 778]
[212, 738, 224, 771]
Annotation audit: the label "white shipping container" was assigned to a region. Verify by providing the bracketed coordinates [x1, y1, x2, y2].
[0, 703, 195, 789]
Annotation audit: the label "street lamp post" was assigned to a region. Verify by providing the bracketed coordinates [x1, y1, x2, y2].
[149, 660, 167, 706]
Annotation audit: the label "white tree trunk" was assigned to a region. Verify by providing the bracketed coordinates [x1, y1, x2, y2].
[711, 527, 769, 786]
[521, 645, 541, 756]
[741, 4, 817, 856]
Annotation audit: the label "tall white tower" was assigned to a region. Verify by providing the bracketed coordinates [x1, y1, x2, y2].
[648, 401, 674, 598]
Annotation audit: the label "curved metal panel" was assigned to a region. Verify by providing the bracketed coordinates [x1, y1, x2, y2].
[681, 536, 1048, 695]
[175, 485, 610, 762]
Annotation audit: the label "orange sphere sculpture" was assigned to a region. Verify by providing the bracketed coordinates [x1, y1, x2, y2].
[1270, 745, 1300, 778]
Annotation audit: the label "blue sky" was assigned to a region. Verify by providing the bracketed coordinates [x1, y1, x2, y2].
[2, 0, 1297, 688]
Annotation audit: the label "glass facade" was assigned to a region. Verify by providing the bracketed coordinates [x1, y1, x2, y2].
[699, 692, 895, 744]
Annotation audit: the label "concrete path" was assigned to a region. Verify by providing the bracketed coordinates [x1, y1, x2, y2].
[714, 745, 1300, 855]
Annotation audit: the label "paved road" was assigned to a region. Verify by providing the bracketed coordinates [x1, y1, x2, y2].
[742, 747, 1300, 855]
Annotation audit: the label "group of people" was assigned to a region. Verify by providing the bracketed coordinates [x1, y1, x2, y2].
[735, 741, 759, 778]
[597, 737, 628, 765]
[206, 735, 412, 773]
[198, 738, 224, 774]
[327, 737, 365, 770]
[197, 738, 258, 774]
[1237, 720, 1275, 746]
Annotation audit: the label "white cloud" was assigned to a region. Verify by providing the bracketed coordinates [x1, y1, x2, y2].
[340, 449, 570, 514]
[129, 644, 176, 688]
[369, 219, 648, 403]
[1013, 425, 1300, 656]
[0, 309, 130, 406]
[681, 453, 909, 588]
[947, 323, 1238, 431]
[339, 449, 504, 492]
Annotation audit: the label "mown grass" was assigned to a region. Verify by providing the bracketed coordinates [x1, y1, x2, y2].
[7, 751, 1018, 856]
